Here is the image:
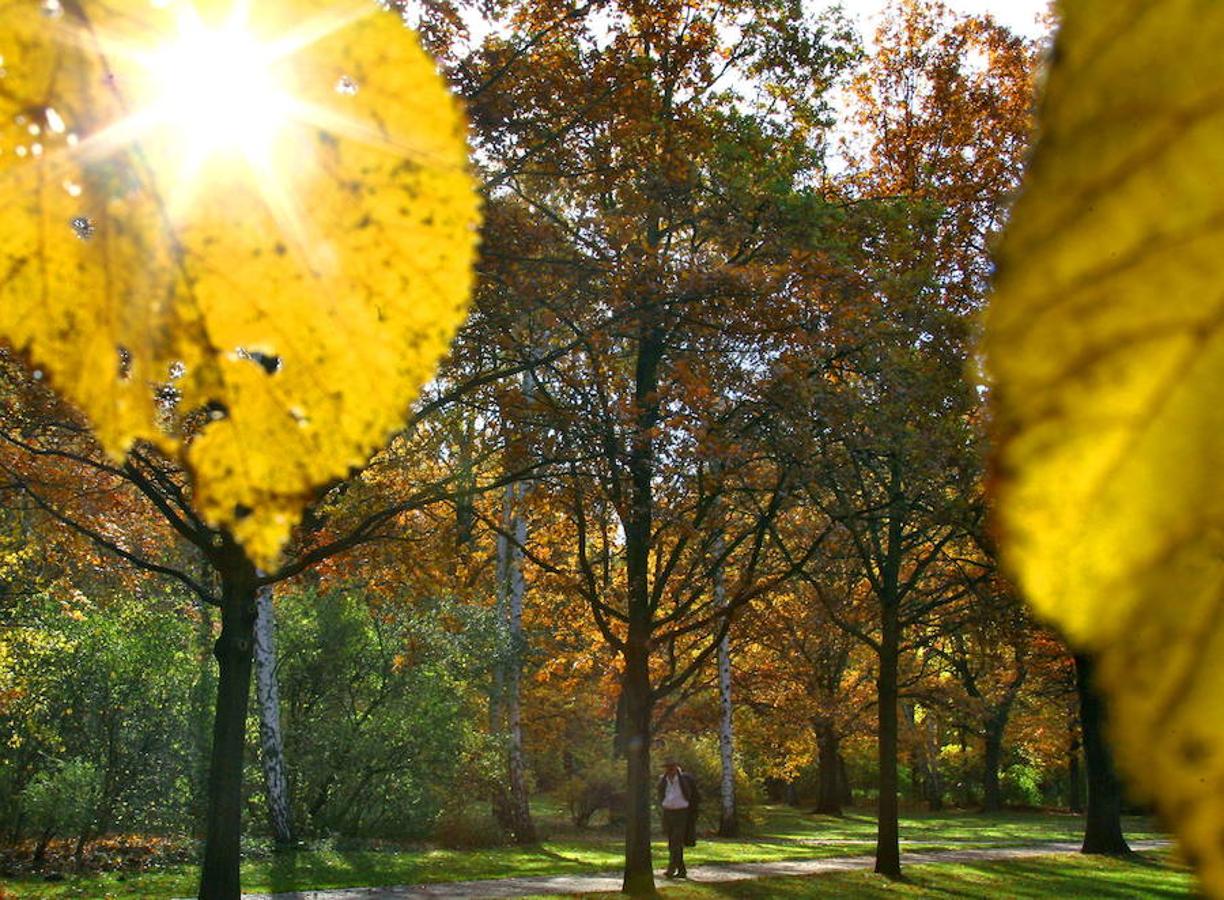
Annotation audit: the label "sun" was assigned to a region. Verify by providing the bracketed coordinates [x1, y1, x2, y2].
[56, 0, 384, 255]
[142, 7, 295, 172]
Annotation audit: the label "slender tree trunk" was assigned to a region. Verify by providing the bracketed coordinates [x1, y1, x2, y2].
[874, 597, 901, 878]
[923, 716, 943, 811]
[714, 535, 737, 837]
[620, 639, 655, 895]
[1074, 654, 1130, 855]
[191, 602, 216, 831]
[1068, 730, 1083, 813]
[982, 714, 1005, 812]
[503, 480, 536, 843]
[73, 829, 88, 868]
[33, 827, 53, 863]
[874, 460, 905, 879]
[620, 323, 661, 896]
[490, 498, 512, 835]
[253, 583, 293, 845]
[901, 702, 936, 811]
[814, 720, 842, 815]
[199, 543, 259, 900]
[784, 780, 799, 807]
[838, 754, 854, 808]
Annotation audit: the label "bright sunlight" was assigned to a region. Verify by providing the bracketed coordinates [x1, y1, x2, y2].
[64, 0, 381, 246]
[141, 8, 293, 172]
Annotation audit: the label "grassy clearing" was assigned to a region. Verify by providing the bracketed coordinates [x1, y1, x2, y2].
[0, 806, 1172, 898]
[748, 804, 1164, 846]
[558, 850, 1195, 899]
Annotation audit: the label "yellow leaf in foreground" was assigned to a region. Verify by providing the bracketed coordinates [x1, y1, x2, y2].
[986, 1, 1224, 890]
[0, 0, 479, 567]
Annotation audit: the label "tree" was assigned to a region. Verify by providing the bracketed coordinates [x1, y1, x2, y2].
[0, 5, 479, 895]
[1074, 654, 1131, 856]
[782, 0, 1038, 875]
[253, 584, 293, 845]
[986, 0, 1224, 889]
[462, 2, 855, 889]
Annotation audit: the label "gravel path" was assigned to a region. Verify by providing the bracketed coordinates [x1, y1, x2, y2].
[242, 838, 1170, 899]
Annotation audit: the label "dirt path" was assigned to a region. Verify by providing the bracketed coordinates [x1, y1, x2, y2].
[243, 838, 1170, 899]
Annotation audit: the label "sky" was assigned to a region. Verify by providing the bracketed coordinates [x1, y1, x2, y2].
[836, 0, 1053, 39]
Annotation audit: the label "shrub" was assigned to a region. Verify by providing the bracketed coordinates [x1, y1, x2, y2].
[432, 805, 506, 849]
[1002, 763, 1043, 808]
[560, 755, 624, 828]
[22, 758, 101, 858]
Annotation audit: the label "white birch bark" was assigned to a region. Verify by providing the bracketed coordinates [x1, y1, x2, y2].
[715, 533, 737, 835]
[253, 582, 293, 844]
[492, 363, 538, 841]
[504, 478, 535, 840]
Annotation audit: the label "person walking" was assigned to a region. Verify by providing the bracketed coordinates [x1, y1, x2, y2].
[657, 759, 700, 878]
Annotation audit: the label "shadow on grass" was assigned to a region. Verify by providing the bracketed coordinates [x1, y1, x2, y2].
[267, 847, 299, 893]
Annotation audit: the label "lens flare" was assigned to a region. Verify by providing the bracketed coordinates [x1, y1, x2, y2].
[42, 0, 390, 260]
[143, 10, 293, 169]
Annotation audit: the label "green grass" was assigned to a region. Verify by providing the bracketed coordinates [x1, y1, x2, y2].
[746, 805, 1164, 846]
[0, 806, 1175, 898]
[556, 850, 1194, 899]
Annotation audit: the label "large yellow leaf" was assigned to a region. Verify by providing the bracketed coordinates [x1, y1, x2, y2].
[986, 1, 1224, 889]
[0, 0, 478, 567]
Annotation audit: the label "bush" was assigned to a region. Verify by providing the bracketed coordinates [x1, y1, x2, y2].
[938, 745, 983, 807]
[1, 592, 201, 842]
[1002, 763, 1043, 808]
[560, 755, 624, 828]
[432, 805, 506, 849]
[22, 758, 101, 855]
[276, 589, 485, 840]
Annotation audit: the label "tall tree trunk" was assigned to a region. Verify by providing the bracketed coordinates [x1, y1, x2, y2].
[1074, 654, 1130, 855]
[490, 497, 513, 835]
[714, 535, 737, 837]
[502, 479, 537, 844]
[838, 754, 854, 808]
[1068, 729, 1083, 813]
[814, 719, 842, 815]
[923, 715, 944, 812]
[198, 542, 259, 900]
[875, 466, 905, 880]
[253, 583, 293, 845]
[190, 602, 216, 832]
[620, 639, 654, 895]
[982, 713, 1005, 812]
[620, 322, 662, 896]
[875, 599, 901, 878]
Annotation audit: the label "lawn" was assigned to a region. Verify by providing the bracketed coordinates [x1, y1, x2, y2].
[0, 805, 1175, 898]
[564, 850, 1196, 899]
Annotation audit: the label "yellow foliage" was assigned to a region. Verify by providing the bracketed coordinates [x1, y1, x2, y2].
[0, 0, 479, 567]
[986, 2, 1224, 890]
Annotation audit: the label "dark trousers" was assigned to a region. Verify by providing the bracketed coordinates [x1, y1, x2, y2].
[662, 808, 688, 874]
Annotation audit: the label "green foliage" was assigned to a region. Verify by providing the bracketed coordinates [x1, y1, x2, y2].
[0, 590, 203, 838]
[1000, 764, 1043, 809]
[275, 588, 492, 840]
[560, 755, 624, 828]
[0, 584, 505, 847]
[21, 758, 101, 839]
